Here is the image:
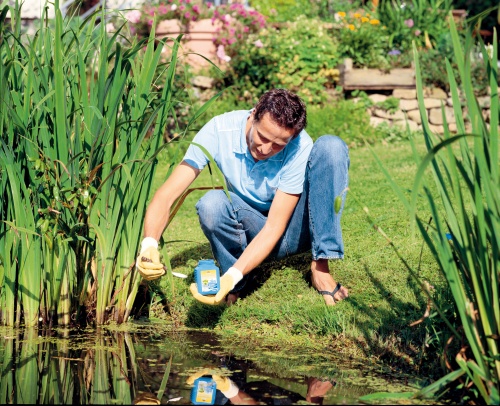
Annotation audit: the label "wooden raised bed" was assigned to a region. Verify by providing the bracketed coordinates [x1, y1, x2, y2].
[339, 58, 416, 90]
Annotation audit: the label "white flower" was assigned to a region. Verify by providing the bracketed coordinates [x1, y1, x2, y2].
[171, 4, 177, 11]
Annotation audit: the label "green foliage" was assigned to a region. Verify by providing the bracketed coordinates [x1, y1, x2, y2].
[219, 16, 340, 104]
[211, 2, 266, 50]
[306, 100, 381, 146]
[330, 9, 391, 69]
[372, 16, 500, 403]
[451, 0, 499, 32]
[377, 0, 454, 53]
[248, 0, 315, 22]
[0, 4, 207, 326]
[129, 0, 213, 34]
[351, 90, 400, 113]
[249, 0, 365, 23]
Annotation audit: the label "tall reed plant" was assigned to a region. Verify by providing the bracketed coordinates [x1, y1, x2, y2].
[0, 2, 218, 326]
[371, 15, 499, 403]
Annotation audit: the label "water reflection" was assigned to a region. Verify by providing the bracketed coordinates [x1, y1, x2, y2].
[0, 326, 418, 405]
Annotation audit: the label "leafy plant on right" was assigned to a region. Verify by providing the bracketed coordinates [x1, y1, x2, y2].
[377, 0, 454, 53]
[372, 16, 499, 404]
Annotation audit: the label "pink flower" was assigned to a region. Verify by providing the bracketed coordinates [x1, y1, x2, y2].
[125, 10, 142, 23]
[243, 26, 249, 33]
[192, 4, 199, 13]
[404, 19, 414, 28]
[207, 2, 212, 8]
[158, 4, 167, 14]
[254, 39, 263, 48]
[414, 29, 421, 36]
[179, 5, 185, 11]
[228, 37, 236, 45]
[216, 45, 231, 62]
[184, 11, 191, 19]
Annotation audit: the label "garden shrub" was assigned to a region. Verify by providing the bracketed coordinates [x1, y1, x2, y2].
[217, 15, 340, 104]
[376, 0, 454, 53]
[329, 9, 391, 69]
[306, 99, 383, 146]
[248, 0, 322, 22]
[211, 2, 267, 63]
[129, 0, 214, 35]
[249, 0, 367, 23]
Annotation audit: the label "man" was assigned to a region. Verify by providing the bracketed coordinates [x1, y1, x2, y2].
[136, 88, 349, 306]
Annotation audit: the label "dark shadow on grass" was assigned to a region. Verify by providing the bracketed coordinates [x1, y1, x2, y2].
[343, 262, 451, 379]
[185, 301, 227, 328]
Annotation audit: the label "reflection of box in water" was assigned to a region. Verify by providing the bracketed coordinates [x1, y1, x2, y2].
[195, 260, 220, 295]
[190, 377, 217, 405]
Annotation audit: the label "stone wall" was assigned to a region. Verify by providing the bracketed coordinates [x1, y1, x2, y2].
[361, 87, 492, 134]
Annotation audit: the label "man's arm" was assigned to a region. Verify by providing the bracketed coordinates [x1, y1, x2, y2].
[143, 162, 201, 240]
[233, 190, 300, 275]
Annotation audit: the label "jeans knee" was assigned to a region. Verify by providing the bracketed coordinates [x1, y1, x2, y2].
[312, 135, 349, 167]
[196, 190, 231, 232]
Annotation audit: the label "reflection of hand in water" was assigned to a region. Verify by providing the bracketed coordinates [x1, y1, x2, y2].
[186, 368, 257, 405]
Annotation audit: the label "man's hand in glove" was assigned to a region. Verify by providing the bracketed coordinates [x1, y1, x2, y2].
[135, 237, 165, 281]
[189, 267, 243, 305]
[186, 368, 240, 399]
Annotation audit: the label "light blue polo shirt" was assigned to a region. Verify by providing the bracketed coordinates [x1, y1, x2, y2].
[183, 110, 313, 212]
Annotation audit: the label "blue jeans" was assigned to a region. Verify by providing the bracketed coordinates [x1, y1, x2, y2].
[195, 135, 350, 292]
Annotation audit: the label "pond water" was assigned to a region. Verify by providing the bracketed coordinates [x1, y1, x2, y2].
[0, 323, 437, 405]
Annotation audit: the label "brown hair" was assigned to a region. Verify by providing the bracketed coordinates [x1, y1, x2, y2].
[253, 89, 307, 137]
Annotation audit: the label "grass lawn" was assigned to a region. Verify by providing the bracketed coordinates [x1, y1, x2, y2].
[145, 136, 451, 381]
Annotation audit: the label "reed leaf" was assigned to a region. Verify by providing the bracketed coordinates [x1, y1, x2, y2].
[369, 13, 499, 403]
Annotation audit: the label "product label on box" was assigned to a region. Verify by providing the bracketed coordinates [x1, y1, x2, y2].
[200, 269, 218, 293]
[195, 379, 216, 403]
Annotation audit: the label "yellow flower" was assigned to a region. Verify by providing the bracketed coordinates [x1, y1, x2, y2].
[361, 16, 369, 23]
[347, 24, 355, 30]
[370, 19, 380, 25]
[353, 12, 361, 18]
[337, 11, 346, 18]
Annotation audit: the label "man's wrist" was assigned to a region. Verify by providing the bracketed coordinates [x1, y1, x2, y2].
[221, 380, 239, 398]
[226, 267, 243, 289]
[140, 237, 158, 253]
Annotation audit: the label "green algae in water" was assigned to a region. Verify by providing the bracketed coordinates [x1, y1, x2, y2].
[0, 326, 440, 405]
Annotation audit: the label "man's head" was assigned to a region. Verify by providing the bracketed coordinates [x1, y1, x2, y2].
[245, 89, 307, 162]
[253, 89, 307, 138]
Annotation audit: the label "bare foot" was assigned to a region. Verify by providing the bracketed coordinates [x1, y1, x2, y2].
[311, 259, 348, 306]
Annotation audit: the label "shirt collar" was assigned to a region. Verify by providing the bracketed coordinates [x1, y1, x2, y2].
[234, 109, 284, 162]
[234, 110, 252, 155]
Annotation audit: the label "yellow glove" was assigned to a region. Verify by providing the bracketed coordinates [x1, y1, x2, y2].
[186, 368, 239, 398]
[189, 267, 243, 305]
[186, 368, 212, 386]
[135, 238, 165, 281]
